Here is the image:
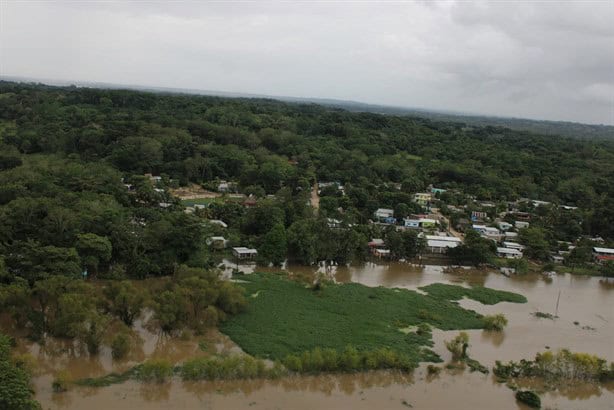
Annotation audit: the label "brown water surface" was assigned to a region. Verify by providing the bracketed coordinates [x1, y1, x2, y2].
[9, 262, 614, 409]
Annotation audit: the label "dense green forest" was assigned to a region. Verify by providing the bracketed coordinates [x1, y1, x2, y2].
[0, 80, 613, 283]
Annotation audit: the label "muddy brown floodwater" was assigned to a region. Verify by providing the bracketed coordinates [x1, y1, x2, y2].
[8, 263, 614, 410]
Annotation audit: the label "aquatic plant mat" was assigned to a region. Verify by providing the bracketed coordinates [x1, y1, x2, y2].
[220, 273, 526, 363]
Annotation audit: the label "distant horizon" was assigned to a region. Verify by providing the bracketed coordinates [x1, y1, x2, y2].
[2, 2, 612, 126]
[3, 74, 612, 129]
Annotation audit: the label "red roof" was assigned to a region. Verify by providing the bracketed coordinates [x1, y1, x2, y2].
[596, 255, 614, 261]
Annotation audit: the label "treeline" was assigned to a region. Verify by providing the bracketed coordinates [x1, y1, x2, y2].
[0, 265, 246, 350]
[0, 81, 613, 283]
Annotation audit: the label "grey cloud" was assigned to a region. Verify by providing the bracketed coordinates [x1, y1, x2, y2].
[1, 0, 612, 124]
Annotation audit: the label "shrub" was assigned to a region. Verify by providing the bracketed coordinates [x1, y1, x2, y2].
[111, 333, 130, 360]
[515, 390, 541, 408]
[427, 365, 441, 375]
[137, 359, 173, 383]
[445, 332, 469, 360]
[52, 370, 71, 392]
[483, 314, 508, 331]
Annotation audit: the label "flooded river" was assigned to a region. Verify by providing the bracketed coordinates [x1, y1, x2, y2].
[9, 263, 614, 409]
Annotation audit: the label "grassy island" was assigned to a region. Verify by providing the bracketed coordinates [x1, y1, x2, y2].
[220, 273, 526, 365]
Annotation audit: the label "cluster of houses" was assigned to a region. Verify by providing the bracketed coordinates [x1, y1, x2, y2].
[373, 208, 439, 230]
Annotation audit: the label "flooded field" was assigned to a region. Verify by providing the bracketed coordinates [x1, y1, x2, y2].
[8, 262, 614, 409]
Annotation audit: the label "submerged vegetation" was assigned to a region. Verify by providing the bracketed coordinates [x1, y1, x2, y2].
[494, 349, 614, 384]
[220, 273, 524, 367]
[0, 333, 40, 410]
[419, 283, 527, 305]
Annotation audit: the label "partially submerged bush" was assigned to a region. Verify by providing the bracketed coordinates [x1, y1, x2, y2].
[494, 349, 612, 383]
[445, 332, 469, 360]
[483, 314, 508, 331]
[137, 359, 173, 383]
[283, 346, 416, 373]
[111, 333, 130, 360]
[515, 390, 541, 408]
[52, 370, 71, 392]
[181, 355, 269, 380]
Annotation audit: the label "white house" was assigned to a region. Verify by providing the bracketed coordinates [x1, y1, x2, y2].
[502, 242, 525, 251]
[473, 225, 502, 239]
[232, 247, 258, 259]
[515, 221, 530, 229]
[593, 247, 614, 264]
[427, 239, 459, 254]
[496, 247, 523, 259]
[403, 219, 420, 229]
[206, 236, 228, 249]
[208, 219, 228, 228]
[498, 221, 513, 231]
[374, 208, 394, 219]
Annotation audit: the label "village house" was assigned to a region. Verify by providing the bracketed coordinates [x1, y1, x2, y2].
[425, 235, 461, 254]
[403, 218, 420, 229]
[502, 242, 525, 251]
[496, 247, 523, 259]
[515, 221, 530, 229]
[497, 221, 513, 231]
[473, 224, 502, 240]
[327, 218, 342, 229]
[593, 247, 614, 264]
[208, 219, 228, 228]
[374, 208, 395, 224]
[206, 236, 228, 250]
[232, 247, 258, 260]
[413, 192, 432, 206]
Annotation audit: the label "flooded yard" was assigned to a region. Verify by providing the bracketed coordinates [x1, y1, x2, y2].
[8, 263, 614, 409]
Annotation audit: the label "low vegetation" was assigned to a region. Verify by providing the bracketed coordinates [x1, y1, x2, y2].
[482, 314, 508, 331]
[136, 359, 174, 383]
[181, 355, 285, 380]
[283, 346, 417, 373]
[494, 349, 614, 383]
[220, 273, 524, 366]
[515, 390, 541, 409]
[419, 283, 528, 305]
[0, 333, 40, 410]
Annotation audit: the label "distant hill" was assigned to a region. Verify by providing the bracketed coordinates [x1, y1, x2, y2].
[2, 75, 613, 140]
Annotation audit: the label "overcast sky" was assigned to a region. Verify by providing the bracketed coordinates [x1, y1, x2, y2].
[1, 1, 613, 125]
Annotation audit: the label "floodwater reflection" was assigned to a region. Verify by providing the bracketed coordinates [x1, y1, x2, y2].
[6, 262, 611, 410]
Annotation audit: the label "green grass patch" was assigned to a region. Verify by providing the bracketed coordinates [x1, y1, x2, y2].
[220, 273, 525, 363]
[419, 283, 527, 305]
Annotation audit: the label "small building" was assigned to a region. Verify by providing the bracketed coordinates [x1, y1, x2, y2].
[327, 218, 342, 229]
[471, 211, 488, 222]
[414, 192, 432, 206]
[498, 221, 513, 231]
[425, 235, 461, 244]
[502, 242, 525, 251]
[374, 208, 394, 220]
[515, 221, 530, 229]
[504, 232, 519, 240]
[218, 181, 231, 192]
[552, 255, 564, 264]
[232, 247, 258, 260]
[368, 238, 386, 248]
[419, 218, 437, 228]
[208, 219, 228, 228]
[372, 248, 391, 258]
[403, 219, 420, 229]
[427, 239, 459, 254]
[430, 186, 446, 195]
[243, 196, 257, 208]
[593, 247, 614, 264]
[206, 236, 228, 249]
[496, 247, 523, 259]
[473, 225, 501, 240]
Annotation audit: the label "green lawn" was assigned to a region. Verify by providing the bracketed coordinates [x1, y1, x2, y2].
[220, 273, 526, 363]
